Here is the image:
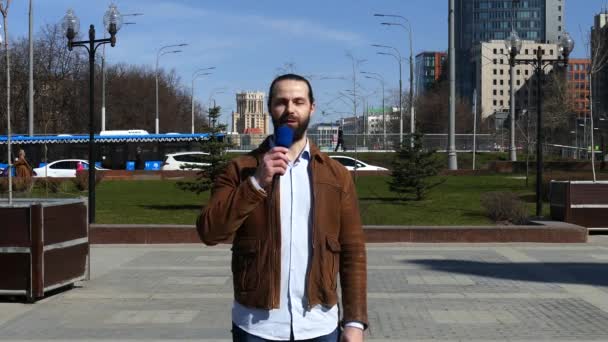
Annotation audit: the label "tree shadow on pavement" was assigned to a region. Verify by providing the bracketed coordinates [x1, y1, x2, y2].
[406, 259, 608, 287]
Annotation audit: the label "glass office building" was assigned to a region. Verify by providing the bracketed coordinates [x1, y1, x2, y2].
[455, 0, 564, 100]
[415, 52, 447, 96]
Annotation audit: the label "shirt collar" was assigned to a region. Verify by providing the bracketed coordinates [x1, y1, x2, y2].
[270, 135, 310, 164]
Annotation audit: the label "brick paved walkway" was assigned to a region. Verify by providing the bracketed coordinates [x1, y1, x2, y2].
[1, 236, 608, 341]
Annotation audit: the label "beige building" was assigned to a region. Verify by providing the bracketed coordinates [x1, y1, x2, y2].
[231, 91, 271, 135]
[472, 40, 560, 120]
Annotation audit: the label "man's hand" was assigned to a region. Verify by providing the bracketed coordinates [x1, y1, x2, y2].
[253, 147, 290, 188]
[341, 326, 364, 342]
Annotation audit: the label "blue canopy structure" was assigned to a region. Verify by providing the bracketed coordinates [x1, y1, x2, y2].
[0, 133, 219, 145]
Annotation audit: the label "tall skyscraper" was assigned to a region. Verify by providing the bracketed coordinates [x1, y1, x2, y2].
[231, 91, 270, 135]
[455, 0, 565, 101]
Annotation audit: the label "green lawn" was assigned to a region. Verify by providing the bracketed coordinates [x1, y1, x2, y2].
[3, 174, 547, 225]
[355, 175, 545, 225]
[95, 181, 209, 225]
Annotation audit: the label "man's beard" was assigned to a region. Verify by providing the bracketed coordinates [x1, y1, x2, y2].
[273, 115, 310, 142]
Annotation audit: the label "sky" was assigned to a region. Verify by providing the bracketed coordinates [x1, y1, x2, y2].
[8, 0, 608, 129]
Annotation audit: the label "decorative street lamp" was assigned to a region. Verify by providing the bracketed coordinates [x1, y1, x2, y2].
[505, 31, 574, 217]
[505, 30, 523, 162]
[63, 4, 123, 223]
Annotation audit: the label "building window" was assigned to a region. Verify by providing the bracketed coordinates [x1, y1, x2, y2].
[494, 69, 497, 75]
[525, 49, 529, 55]
[500, 69, 504, 75]
[517, 69, 521, 75]
[494, 100, 497, 106]
[517, 80, 521, 86]
[493, 48, 497, 54]
[500, 90, 504, 95]
[493, 58, 497, 64]
[493, 89, 497, 95]
[493, 79, 497, 85]
[500, 80, 504, 85]
[500, 100, 504, 106]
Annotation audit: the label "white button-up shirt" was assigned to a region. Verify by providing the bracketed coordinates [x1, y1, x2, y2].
[232, 141, 339, 340]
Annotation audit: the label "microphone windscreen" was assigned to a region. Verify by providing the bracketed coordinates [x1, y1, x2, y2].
[275, 125, 294, 148]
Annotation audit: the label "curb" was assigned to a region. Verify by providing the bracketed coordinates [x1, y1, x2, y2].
[90, 221, 587, 244]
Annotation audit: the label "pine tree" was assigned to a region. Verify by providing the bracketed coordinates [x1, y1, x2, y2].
[388, 132, 444, 200]
[177, 105, 232, 194]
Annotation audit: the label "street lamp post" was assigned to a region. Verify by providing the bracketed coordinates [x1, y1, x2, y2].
[505, 30, 523, 162]
[375, 14, 415, 148]
[506, 32, 574, 217]
[155, 43, 187, 134]
[373, 44, 403, 146]
[63, 5, 123, 223]
[361, 71, 386, 150]
[191, 67, 215, 134]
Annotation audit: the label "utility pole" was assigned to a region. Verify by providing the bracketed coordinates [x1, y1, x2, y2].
[28, 0, 33, 136]
[448, 0, 458, 169]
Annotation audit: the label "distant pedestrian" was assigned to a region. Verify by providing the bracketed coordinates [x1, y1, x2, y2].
[14, 149, 33, 179]
[335, 125, 346, 152]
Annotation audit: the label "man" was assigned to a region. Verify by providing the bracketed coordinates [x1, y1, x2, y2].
[197, 74, 367, 341]
[334, 125, 345, 152]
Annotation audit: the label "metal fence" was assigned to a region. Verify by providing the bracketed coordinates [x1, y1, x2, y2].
[228, 133, 516, 153]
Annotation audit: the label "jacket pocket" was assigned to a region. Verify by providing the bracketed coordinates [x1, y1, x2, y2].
[231, 239, 260, 292]
[324, 236, 341, 291]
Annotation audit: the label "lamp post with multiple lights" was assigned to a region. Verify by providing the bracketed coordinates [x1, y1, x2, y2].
[62, 4, 123, 223]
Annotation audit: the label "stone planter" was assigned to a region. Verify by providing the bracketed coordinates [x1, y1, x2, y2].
[0, 198, 88, 301]
[550, 181, 608, 228]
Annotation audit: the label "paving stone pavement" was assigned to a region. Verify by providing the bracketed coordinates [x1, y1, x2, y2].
[1, 236, 608, 341]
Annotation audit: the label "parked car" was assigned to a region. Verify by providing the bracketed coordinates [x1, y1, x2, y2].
[33, 159, 108, 178]
[161, 152, 210, 171]
[329, 155, 388, 171]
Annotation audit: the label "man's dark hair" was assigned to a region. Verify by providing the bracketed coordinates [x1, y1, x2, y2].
[267, 73, 315, 111]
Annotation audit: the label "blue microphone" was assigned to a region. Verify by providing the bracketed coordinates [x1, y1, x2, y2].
[275, 125, 294, 148]
[272, 125, 294, 188]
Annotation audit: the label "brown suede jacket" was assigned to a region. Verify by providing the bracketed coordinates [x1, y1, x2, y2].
[197, 138, 368, 328]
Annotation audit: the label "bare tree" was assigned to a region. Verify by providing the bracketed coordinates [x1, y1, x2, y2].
[415, 80, 473, 134]
[542, 70, 575, 144]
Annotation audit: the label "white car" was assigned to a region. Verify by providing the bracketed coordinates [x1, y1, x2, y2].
[33, 159, 108, 178]
[161, 152, 210, 171]
[329, 155, 388, 171]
